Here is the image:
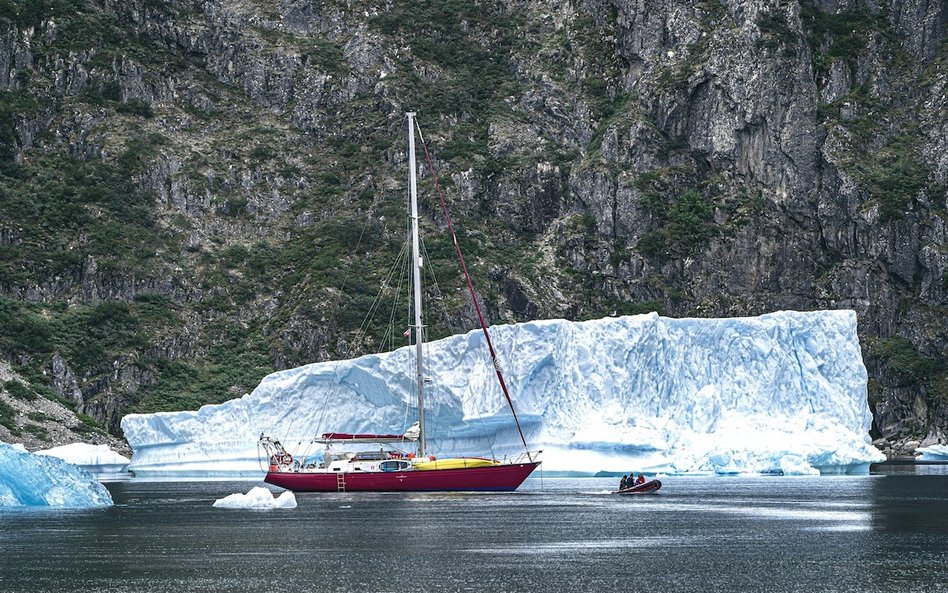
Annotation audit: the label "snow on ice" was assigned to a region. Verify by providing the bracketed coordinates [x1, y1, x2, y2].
[213, 486, 297, 509]
[0, 442, 113, 507]
[37, 443, 130, 477]
[121, 311, 885, 477]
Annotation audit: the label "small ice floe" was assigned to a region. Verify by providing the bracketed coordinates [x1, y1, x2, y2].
[213, 486, 296, 509]
[779, 455, 820, 476]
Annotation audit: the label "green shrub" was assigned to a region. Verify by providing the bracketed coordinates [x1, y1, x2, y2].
[0, 149, 165, 286]
[248, 145, 274, 161]
[27, 411, 50, 423]
[23, 423, 50, 440]
[220, 244, 250, 268]
[80, 81, 122, 105]
[845, 135, 932, 222]
[0, 398, 18, 434]
[368, 0, 522, 166]
[76, 412, 102, 430]
[757, 10, 795, 50]
[866, 152, 928, 221]
[116, 99, 154, 118]
[612, 300, 666, 316]
[800, 1, 887, 74]
[222, 197, 248, 217]
[116, 132, 166, 175]
[876, 337, 942, 385]
[0, 298, 53, 355]
[4, 380, 37, 401]
[32, 383, 60, 402]
[70, 422, 99, 435]
[637, 188, 716, 256]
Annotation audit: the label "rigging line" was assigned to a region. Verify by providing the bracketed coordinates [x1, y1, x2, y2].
[296, 182, 387, 440]
[415, 167, 489, 435]
[376, 237, 408, 354]
[356, 241, 408, 347]
[419, 235, 448, 315]
[414, 119, 532, 455]
[307, 239, 408, 445]
[388, 248, 415, 430]
[307, 241, 407, 443]
[377, 241, 409, 355]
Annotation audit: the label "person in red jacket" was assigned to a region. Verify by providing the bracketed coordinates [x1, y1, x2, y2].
[635, 473, 646, 486]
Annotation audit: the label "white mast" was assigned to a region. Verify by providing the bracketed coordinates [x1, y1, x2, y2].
[407, 112, 426, 457]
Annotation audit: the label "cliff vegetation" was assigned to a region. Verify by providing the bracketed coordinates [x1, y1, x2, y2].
[0, 0, 945, 456]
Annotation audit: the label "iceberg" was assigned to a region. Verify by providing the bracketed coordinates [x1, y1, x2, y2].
[213, 486, 297, 509]
[121, 311, 885, 477]
[36, 443, 130, 478]
[917, 445, 948, 461]
[0, 442, 114, 507]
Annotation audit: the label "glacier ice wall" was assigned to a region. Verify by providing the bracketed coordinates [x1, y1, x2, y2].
[121, 311, 884, 477]
[0, 442, 114, 507]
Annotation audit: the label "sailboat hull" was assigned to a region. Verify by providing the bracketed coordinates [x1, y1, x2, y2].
[265, 461, 540, 492]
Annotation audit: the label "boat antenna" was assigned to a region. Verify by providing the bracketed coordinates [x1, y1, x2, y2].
[406, 111, 427, 457]
[412, 117, 532, 457]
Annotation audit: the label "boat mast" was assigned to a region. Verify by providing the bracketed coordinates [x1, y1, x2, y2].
[407, 111, 426, 457]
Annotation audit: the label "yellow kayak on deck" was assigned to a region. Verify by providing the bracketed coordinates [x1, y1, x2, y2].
[411, 457, 501, 471]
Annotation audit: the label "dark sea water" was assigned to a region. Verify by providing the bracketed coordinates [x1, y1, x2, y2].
[1, 466, 947, 593]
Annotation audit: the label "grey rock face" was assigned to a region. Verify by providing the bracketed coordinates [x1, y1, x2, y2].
[45, 353, 83, 406]
[0, 0, 945, 452]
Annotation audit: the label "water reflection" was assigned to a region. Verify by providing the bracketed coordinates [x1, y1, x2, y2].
[870, 473, 948, 533]
[872, 461, 948, 476]
[1, 475, 946, 593]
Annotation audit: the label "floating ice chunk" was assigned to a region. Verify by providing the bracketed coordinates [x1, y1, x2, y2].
[779, 455, 820, 475]
[122, 311, 884, 477]
[36, 443, 130, 477]
[917, 445, 948, 461]
[213, 486, 297, 509]
[0, 442, 113, 508]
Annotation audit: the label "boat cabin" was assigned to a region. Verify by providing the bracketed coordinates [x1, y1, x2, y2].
[323, 449, 419, 472]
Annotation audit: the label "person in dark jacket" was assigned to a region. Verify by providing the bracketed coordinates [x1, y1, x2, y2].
[619, 474, 628, 490]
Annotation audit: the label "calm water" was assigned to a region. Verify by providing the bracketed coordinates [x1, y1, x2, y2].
[2, 468, 948, 593]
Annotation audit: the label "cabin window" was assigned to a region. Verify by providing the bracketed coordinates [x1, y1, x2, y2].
[380, 460, 411, 472]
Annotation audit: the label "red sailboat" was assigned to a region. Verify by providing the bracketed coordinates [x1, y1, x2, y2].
[259, 112, 541, 492]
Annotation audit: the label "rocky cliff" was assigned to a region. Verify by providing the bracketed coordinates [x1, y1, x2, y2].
[0, 0, 945, 456]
